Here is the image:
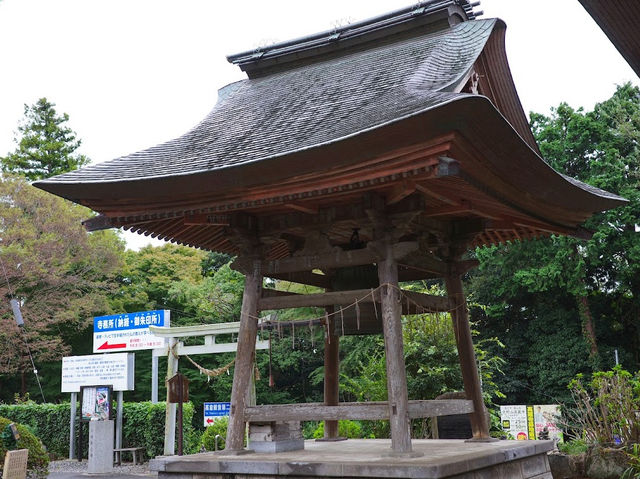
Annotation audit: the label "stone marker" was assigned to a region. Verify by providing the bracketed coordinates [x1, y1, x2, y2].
[88, 420, 114, 474]
[3, 449, 29, 479]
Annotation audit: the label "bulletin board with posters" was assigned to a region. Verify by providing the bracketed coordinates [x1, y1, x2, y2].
[533, 404, 563, 442]
[500, 404, 563, 441]
[500, 405, 530, 440]
[80, 385, 113, 421]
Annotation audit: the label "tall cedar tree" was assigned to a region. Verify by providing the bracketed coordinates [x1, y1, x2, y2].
[1, 98, 89, 180]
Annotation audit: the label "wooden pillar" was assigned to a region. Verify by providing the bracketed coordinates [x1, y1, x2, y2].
[377, 242, 413, 455]
[323, 306, 340, 439]
[163, 337, 178, 456]
[445, 272, 492, 440]
[225, 259, 262, 452]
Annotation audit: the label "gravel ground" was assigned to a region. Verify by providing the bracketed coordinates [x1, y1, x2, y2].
[47, 459, 155, 478]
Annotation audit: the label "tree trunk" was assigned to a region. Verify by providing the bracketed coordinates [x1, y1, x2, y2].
[576, 293, 599, 365]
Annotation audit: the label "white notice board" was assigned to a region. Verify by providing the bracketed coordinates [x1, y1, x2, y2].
[61, 353, 134, 392]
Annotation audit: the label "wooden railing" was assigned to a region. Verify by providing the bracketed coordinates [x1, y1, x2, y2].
[244, 399, 473, 422]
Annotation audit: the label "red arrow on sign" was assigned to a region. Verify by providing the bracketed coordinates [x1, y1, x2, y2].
[206, 418, 214, 424]
[97, 341, 127, 350]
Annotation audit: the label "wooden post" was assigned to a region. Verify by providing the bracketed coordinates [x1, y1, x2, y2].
[69, 392, 77, 460]
[444, 272, 492, 440]
[177, 374, 184, 456]
[225, 259, 262, 452]
[323, 306, 340, 440]
[377, 241, 414, 455]
[163, 337, 178, 456]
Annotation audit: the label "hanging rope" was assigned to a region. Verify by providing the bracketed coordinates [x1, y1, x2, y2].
[184, 355, 235, 378]
[251, 283, 466, 332]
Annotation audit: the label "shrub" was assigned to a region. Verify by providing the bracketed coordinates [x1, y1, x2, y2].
[0, 402, 70, 458]
[0, 400, 197, 460]
[201, 417, 229, 451]
[0, 417, 49, 479]
[312, 420, 372, 439]
[566, 367, 640, 445]
[558, 439, 589, 455]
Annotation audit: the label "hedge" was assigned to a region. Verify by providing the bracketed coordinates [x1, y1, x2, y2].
[0, 401, 198, 460]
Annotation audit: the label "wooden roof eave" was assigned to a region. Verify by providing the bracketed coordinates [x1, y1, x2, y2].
[34, 95, 625, 228]
[579, 0, 640, 77]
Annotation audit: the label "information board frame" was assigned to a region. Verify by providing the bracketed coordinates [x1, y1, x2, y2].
[80, 385, 113, 421]
[93, 309, 170, 353]
[204, 402, 231, 427]
[61, 353, 134, 392]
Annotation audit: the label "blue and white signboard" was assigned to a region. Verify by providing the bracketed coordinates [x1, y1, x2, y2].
[204, 402, 231, 426]
[93, 310, 170, 353]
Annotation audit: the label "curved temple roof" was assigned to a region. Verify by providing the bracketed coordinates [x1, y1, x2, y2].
[34, 0, 626, 258]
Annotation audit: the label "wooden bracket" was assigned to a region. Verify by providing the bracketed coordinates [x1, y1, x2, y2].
[82, 215, 113, 232]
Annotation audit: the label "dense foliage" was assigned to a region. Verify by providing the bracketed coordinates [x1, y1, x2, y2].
[566, 367, 640, 445]
[472, 83, 640, 404]
[0, 176, 123, 396]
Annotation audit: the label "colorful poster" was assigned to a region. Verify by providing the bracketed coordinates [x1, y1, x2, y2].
[81, 385, 111, 421]
[500, 405, 530, 440]
[533, 404, 563, 442]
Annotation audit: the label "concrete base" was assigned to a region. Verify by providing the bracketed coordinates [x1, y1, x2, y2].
[87, 420, 114, 474]
[151, 439, 554, 479]
[249, 438, 305, 453]
[249, 421, 304, 453]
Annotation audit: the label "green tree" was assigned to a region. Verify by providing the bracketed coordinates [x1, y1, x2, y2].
[1, 98, 89, 180]
[471, 83, 640, 403]
[0, 176, 124, 401]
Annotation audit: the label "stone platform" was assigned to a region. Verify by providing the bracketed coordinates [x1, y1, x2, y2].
[150, 439, 554, 479]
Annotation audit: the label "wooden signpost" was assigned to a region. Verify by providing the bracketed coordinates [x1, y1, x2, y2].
[168, 373, 190, 456]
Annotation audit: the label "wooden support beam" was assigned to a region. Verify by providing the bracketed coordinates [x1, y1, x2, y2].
[377, 240, 414, 455]
[244, 400, 473, 422]
[257, 195, 426, 238]
[284, 202, 319, 215]
[423, 205, 473, 217]
[234, 241, 418, 276]
[266, 271, 333, 289]
[225, 259, 262, 453]
[323, 306, 340, 439]
[261, 288, 300, 299]
[445, 271, 493, 441]
[183, 213, 230, 226]
[415, 183, 459, 206]
[386, 180, 416, 205]
[257, 288, 450, 312]
[398, 252, 448, 276]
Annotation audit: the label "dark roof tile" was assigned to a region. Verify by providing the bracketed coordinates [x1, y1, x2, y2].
[42, 19, 495, 184]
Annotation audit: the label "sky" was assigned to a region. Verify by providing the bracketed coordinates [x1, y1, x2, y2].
[0, 0, 637, 250]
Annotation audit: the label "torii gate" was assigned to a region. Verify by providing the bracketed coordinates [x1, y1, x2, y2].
[150, 322, 269, 455]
